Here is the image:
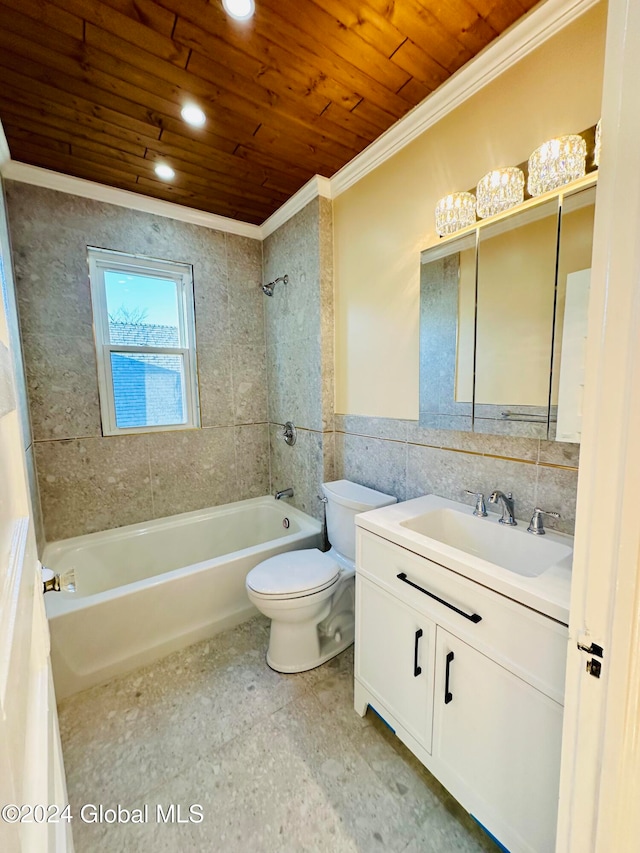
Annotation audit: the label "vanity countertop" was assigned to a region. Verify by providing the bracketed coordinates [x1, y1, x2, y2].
[356, 494, 572, 624]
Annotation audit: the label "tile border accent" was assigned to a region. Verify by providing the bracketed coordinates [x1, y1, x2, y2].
[337, 429, 579, 471]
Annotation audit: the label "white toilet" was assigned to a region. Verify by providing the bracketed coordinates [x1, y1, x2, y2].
[246, 479, 397, 673]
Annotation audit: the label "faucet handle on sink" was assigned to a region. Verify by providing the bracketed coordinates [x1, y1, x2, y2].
[527, 507, 561, 535]
[464, 490, 488, 518]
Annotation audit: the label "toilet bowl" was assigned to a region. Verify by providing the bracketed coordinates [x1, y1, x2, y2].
[246, 480, 397, 673]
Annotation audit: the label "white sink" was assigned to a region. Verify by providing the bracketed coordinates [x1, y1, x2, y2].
[355, 494, 574, 623]
[400, 507, 572, 577]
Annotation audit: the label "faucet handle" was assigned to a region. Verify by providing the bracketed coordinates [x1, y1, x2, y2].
[464, 490, 488, 518]
[527, 507, 561, 535]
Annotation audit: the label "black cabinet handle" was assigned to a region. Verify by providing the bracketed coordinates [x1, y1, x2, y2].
[444, 651, 454, 704]
[413, 628, 423, 677]
[396, 573, 482, 623]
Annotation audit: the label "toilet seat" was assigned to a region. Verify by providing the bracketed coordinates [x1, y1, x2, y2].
[246, 549, 340, 600]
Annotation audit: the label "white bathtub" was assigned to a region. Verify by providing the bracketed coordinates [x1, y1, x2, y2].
[44, 497, 322, 700]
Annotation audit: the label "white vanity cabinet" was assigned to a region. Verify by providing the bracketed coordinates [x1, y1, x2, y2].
[354, 527, 568, 853]
[356, 576, 436, 751]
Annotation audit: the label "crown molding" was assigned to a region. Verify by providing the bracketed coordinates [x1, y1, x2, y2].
[0, 123, 10, 169]
[260, 175, 332, 238]
[331, 0, 599, 197]
[0, 0, 597, 236]
[0, 160, 262, 239]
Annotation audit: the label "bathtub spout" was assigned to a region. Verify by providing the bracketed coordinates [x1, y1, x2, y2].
[275, 487, 294, 500]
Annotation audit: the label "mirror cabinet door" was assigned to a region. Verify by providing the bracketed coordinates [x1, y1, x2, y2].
[474, 199, 560, 438]
[551, 185, 596, 443]
[419, 233, 476, 431]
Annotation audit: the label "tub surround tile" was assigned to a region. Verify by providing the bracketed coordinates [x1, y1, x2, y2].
[36, 435, 153, 541]
[266, 333, 324, 431]
[234, 424, 270, 500]
[263, 198, 335, 509]
[196, 339, 235, 429]
[231, 342, 268, 425]
[7, 181, 269, 540]
[269, 424, 326, 521]
[319, 197, 335, 433]
[194, 286, 230, 346]
[148, 427, 237, 519]
[323, 429, 336, 486]
[22, 333, 102, 441]
[264, 198, 328, 432]
[229, 285, 268, 348]
[226, 233, 263, 292]
[60, 617, 497, 853]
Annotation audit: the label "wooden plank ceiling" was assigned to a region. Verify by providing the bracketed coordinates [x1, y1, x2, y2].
[0, 0, 539, 224]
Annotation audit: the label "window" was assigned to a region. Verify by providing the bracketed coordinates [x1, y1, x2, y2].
[88, 248, 200, 435]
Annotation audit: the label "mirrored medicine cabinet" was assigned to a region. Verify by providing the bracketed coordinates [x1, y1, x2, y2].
[419, 176, 597, 442]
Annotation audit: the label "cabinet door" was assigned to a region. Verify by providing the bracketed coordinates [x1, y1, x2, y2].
[355, 576, 436, 751]
[433, 629, 563, 853]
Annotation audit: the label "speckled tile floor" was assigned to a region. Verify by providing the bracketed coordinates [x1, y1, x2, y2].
[58, 615, 499, 853]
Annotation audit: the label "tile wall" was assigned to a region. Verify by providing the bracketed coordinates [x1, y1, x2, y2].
[5, 182, 269, 542]
[0, 178, 45, 549]
[263, 197, 335, 520]
[6, 181, 580, 543]
[335, 415, 579, 535]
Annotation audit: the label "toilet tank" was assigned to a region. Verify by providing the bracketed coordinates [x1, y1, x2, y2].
[322, 480, 397, 561]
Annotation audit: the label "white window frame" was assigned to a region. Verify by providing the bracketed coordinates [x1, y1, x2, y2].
[88, 247, 200, 436]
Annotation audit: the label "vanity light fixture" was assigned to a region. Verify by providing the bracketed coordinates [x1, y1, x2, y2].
[222, 0, 255, 20]
[181, 103, 207, 128]
[594, 119, 602, 167]
[154, 163, 175, 181]
[476, 167, 525, 219]
[435, 192, 476, 236]
[527, 135, 587, 197]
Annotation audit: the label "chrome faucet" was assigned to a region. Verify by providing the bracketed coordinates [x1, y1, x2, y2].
[527, 507, 561, 535]
[489, 490, 517, 526]
[275, 487, 294, 500]
[464, 490, 487, 517]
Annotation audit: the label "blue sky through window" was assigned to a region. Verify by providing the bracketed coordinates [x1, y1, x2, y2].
[104, 271, 180, 328]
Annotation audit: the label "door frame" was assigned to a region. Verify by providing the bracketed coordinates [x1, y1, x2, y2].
[557, 0, 640, 849]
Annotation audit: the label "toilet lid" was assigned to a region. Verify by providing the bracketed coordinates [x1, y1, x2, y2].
[246, 549, 340, 597]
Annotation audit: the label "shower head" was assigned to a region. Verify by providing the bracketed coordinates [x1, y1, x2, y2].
[261, 274, 288, 296]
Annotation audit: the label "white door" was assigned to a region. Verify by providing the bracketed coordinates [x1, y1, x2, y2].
[355, 576, 436, 750]
[433, 629, 563, 853]
[0, 224, 72, 849]
[556, 1, 640, 849]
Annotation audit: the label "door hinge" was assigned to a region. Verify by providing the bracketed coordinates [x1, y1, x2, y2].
[577, 634, 604, 679]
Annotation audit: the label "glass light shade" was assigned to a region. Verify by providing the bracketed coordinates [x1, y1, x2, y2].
[222, 0, 255, 20]
[594, 119, 601, 167]
[181, 103, 206, 128]
[527, 135, 587, 196]
[476, 167, 524, 218]
[154, 163, 175, 181]
[435, 192, 476, 236]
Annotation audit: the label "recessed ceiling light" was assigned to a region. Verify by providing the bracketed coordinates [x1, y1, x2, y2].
[181, 103, 206, 128]
[222, 0, 255, 21]
[154, 163, 175, 181]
